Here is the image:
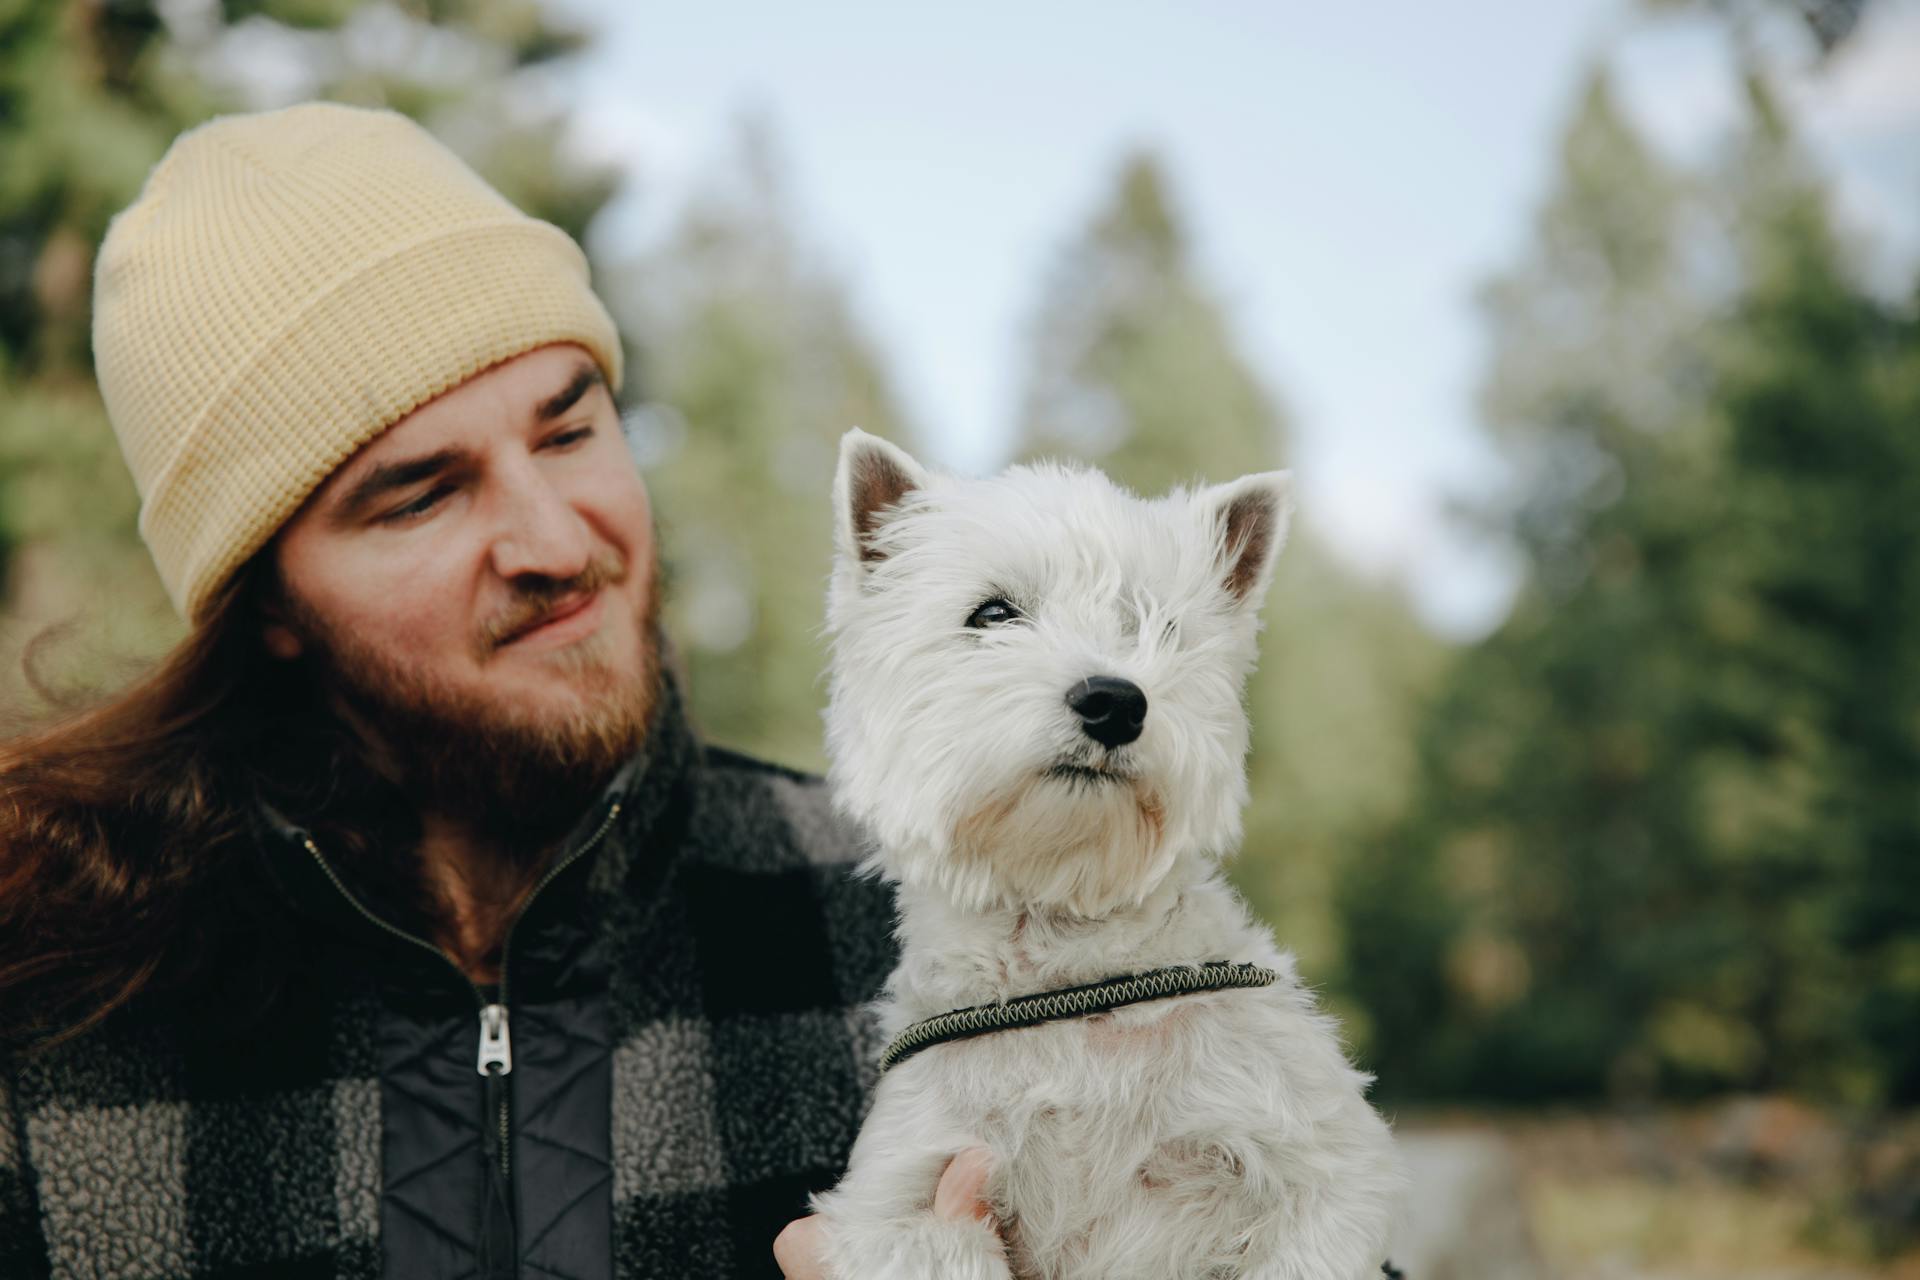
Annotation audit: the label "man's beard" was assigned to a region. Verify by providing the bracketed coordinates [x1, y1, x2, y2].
[279, 545, 665, 857]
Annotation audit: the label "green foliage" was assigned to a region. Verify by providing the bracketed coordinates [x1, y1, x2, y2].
[1341, 71, 1920, 1106]
[608, 121, 919, 771]
[221, 0, 363, 30]
[1020, 154, 1279, 486]
[0, 0, 222, 674]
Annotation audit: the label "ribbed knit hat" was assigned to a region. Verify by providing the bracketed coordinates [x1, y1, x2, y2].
[92, 100, 626, 625]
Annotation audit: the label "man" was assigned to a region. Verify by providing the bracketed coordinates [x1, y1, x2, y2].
[0, 100, 987, 1280]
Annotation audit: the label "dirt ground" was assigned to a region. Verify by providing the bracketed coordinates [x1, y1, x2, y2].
[1396, 1098, 1920, 1279]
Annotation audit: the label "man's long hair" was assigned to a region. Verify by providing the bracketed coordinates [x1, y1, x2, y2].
[0, 555, 420, 1050]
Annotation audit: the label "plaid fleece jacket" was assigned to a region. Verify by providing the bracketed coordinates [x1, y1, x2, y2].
[0, 682, 901, 1279]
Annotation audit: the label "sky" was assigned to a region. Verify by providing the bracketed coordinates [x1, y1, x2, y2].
[542, 0, 1920, 638]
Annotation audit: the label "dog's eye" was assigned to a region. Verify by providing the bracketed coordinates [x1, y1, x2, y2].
[966, 598, 1022, 629]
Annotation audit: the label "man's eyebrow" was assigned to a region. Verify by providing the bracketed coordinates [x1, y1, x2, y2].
[536, 362, 605, 424]
[327, 363, 605, 525]
[329, 448, 468, 525]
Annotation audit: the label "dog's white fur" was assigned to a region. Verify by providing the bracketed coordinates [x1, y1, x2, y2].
[809, 429, 1405, 1280]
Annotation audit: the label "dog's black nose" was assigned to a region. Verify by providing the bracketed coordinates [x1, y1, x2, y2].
[1067, 676, 1148, 749]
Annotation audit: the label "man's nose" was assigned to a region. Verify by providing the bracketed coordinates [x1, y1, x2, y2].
[487, 460, 594, 582]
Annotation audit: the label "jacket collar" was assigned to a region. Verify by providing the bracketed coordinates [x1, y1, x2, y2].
[249, 670, 701, 994]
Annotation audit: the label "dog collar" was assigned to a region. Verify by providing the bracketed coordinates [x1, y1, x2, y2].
[879, 960, 1279, 1073]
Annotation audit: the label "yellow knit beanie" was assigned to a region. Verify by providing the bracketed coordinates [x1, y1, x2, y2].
[92, 100, 626, 625]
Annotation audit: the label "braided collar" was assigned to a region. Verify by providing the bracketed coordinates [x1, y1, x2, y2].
[879, 960, 1278, 1073]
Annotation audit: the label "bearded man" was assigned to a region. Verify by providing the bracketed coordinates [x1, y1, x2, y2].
[0, 101, 985, 1280]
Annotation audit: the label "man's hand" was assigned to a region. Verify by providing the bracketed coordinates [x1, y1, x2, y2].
[773, 1146, 1000, 1279]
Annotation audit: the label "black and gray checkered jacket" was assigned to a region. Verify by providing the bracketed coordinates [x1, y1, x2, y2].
[0, 680, 900, 1279]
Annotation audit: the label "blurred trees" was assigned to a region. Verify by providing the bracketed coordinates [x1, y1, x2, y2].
[0, 0, 619, 701]
[607, 121, 918, 769]
[1640, 0, 1875, 58]
[1340, 71, 1920, 1105]
[0, 1, 219, 683]
[1012, 152, 1444, 976]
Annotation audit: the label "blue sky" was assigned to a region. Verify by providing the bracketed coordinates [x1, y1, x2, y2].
[546, 0, 1920, 637]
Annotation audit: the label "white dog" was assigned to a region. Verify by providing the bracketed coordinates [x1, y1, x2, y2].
[809, 429, 1405, 1280]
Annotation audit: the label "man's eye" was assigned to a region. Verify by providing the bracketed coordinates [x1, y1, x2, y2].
[545, 426, 594, 449]
[381, 486, 450, 524]
[966, 598, 1022, 628]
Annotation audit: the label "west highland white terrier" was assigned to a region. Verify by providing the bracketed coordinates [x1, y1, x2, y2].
[807, 430, 1406, 1280]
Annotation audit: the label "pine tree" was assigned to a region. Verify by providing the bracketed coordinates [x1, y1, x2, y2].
[1341, 68, 1920, 1104]
[606, 119, 919, 769]
[1706, 102, 1920, 1100]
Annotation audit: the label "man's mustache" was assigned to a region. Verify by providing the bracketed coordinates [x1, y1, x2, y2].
[479, 551, 627, 653]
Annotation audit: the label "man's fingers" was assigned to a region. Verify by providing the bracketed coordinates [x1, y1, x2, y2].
[933, 1145, 996, 1223]
[773, 1215, 827, 1278]
[779, 1149, 995, 1276]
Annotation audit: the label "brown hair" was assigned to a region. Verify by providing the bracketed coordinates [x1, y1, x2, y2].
[0, 555, 420, 1050]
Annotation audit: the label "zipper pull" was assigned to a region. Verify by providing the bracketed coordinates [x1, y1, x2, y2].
[477, 1003, 512, 1076]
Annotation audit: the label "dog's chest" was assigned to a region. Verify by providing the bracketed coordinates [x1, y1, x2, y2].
[900, 978, 1298, 1275]
[933, 984, 1264, 1130]
[956, 990, 1251, 1113]
[964, 1005, 1275, 1279]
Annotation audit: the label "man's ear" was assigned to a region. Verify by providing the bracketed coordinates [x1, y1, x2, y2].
[1201, 470, 1294, 611]
[260, 604, 304, 660]
[834, 428, 929, 566]
[253, 562, 305, 660]
[262, 619, 304, 661]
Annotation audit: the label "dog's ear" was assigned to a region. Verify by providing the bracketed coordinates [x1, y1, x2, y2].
[1202, 471, 1294, 609]
[835, 428, 929, 566]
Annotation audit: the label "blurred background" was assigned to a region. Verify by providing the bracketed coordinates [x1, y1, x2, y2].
[2, 0, 1915, 1273]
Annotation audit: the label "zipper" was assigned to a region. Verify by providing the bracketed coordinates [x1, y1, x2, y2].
[496, 798, 624, 1012]
[295, 795, 625, 1245]
[481, 1067, 514, 1278]
[478, 1002, 513, 1075]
